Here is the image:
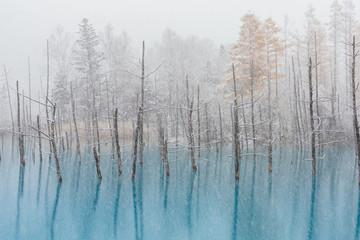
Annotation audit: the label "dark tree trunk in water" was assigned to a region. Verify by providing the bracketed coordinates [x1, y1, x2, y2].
[50, 105, 62, 182]
[218, 104, 223, 147]
[188, 101, 197, 171]
[16, 81, 25, 166]
[232, 64, 240, 180]
[132, 107, 141, 179]
[186, 78, 197, 171]
[139, 41, 145, 165]
[114, 108, 122, 174]
[37, 115, 42, 162]
[205, 103, 210, 148]
[308, 58, 316, 177]
[164, 139, 170, 177]
[197, 85, 201, 158]
[350, 36, 360, 185]
[93, 146, 102, 180]
[70, 82, 81, 163]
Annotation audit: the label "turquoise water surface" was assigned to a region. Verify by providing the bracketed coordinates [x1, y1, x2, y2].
[0, 140, 360, 240]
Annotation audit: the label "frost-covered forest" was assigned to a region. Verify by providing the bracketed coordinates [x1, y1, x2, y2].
[1, 1, 360, 179]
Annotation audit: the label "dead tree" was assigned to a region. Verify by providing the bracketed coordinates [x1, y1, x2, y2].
[70, 82, 81, 163]
[267, 50, 273, 172]
[46, 40, 52, 160]
[93, 146, 102, 180]
[186, 78, 197, 171]
[4, 66, 14, 132]
[164, 139, 170, 177]
[28, 57, 32, 125]
[292, 57, 302, 149]
[37, 115, 42, 162]
[197, 85, 201, 158]
[95, 110, 101, 157]
[205, 103, 210, 148]
[114, 108, 122, 174]
[218, 104, 223, 147]
[16, 81, 25, 166]
[241, 94, 248, 151]
[232, 64, 240, 180]
[308, 58, 316, 177]
[139, 41, 145, 165]
[188, 100, 197, 171]
[350, 36, 360, 185]
[50, 104, 62, 182]
[106, 79, 115, 159]
[132, 106, 141, 179]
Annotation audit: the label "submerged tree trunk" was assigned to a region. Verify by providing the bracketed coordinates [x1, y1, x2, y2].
[114, 108, 122, 174]
[308, 58, 316, 177]
[197, 85, 201, 158]
[188, 101, 197, 171]
[93, 146, 102, 180]
[139, 41, 145, 165]
[205, 103, 210, 148]
[350, 36, 360, 185]
[164, 139, 170, 177]
[50, 104, 62, 182]
[16, 81, 25, 166]
[232, 64, 240, 180]
[132, 106, 141, 179]
[267, 51, 273, 172]
[70, 82, 81, 163]
[37, 115, 42, 162]
[185, 77, 197, 171]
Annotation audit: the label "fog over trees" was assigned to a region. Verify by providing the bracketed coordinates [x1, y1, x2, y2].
[1, 0, 360, 181]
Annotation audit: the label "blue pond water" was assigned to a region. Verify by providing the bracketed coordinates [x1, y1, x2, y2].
[1, 140, 360, 240]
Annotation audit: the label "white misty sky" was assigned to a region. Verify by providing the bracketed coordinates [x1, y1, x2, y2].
[0, 0, 358, 92]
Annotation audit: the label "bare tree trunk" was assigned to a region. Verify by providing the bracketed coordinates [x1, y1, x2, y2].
[350, 36, 360, 185]
[164, 139, 170, 177]
[37, 115, 42, 162]
[197, 85, 201, 158]
[95, 110, 100, 157]
[17, 81, 25, 166]
[132, 106, 141, 179]
[65, 132, 69, 150]
[28, 57, 32, 125]
[157, 112, 164, 158]
[114, 108, 122, 174]
[4, 66, 14, 132]
[267, 50, 273, 172]
[106, 78, 115, 159]
[93, 146, 102, 180]
[308, 58, 316, 177]
[50, 104, 62, 182]
[70, 82, 81, 163]
[250, 63, 256, 157]
[292, 57, 301, 149]
[232, 64, 240, 180]
[188, 101, 197, 171]
[139, 41, 145, 165]
[314, 33, 321, 154]
[46, 40, 52, 160]
[241, 94, 248, 151]
[218, 104, 223, 147]
[205, 103, 210, 148]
